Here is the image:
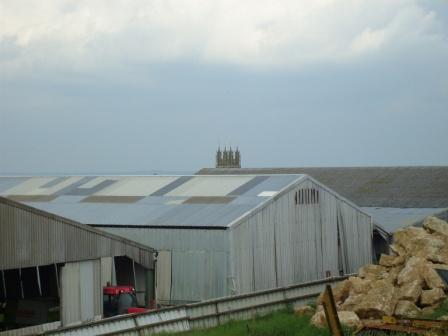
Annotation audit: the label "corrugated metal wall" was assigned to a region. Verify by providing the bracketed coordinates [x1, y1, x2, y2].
[60, 260, 102, 326]
[229, 178, 372, 294]
[155, 251, 172, 303]
[97, 177, 371, 303]
[0, 199, 154, 270]
[338, 200, 372, 273]
[98, 228, 229, 303]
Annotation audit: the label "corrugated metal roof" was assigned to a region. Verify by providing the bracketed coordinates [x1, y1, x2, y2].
[362, 207, 448, 232]
[0, 175, 305, 228]
[197, 167, 448, 208]
[0, 197, 155, 270]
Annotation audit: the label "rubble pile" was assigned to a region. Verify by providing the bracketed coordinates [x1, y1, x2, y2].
[311, 216, 448, 328]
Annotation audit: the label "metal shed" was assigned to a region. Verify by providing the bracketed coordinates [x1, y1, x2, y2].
[0, 197, 156, 329]
[0, 175, 372, 304]
[197, 166, 448, 260]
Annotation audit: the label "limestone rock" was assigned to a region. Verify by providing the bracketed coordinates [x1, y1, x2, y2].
[394, 227, 427, 249]
[395, 227, 446, 263]
[358, 264, 387, 281]
[379, 254, 405, 267]
[383, 266, 403, 285]
[423, 216, 448, 237]
[316, 280, 351, 306]
[338, 311, 362, 329]
[394, 300, 421, 318]
[310, 309, 362, 329]
[397, 257, 426, 286]
[294, 305, 314, 316]
[411, 236, 446, 263]
[339, 293, 363, 312]
[348, 276, 372, 296]
[421, 288, 446, 306]
[424, 266, 446, 289]
[398, 280, 422, 303]
[333, 280, 352, 304]
[355, 280, 397, 319]
[310, 310, 326, 328]
[390, 244, 407, 257]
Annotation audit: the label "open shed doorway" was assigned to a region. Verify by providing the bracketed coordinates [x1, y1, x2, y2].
[0, 264, 63, 332]
[114, 256, 149, 307]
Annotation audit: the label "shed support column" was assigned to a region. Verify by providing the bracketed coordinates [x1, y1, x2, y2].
[145, 269, 155, 309]
[19, 268, 24, 299]
[36, 266, 42, 296]
[1, 270, 6, 299]
[132, 260, 137, 289]
[54, 264, 60, 298]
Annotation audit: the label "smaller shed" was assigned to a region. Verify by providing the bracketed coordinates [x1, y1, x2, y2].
[0, 197, 156, 330]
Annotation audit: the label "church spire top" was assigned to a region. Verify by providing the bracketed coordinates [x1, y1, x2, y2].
[215, 146, 241, 168]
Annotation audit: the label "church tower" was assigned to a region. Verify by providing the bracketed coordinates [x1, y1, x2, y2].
[215, 146, 241, 168]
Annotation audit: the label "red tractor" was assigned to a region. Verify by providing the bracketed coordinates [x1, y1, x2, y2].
[103, 286, 149, 317]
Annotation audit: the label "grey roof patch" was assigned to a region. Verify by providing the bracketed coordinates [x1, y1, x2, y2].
[7, 195, 58, 202]
[82, 195, 145, 203]
[183, 196, 236, 204]
[239, 175, 303, 197]
[0, 177, 29, 193]
[137, 196, 187, 205]
[63, 178, 117, 196]
[150, 176, 193, 196]
[227, 176, 269, 196]
[41, 176, 70, 188]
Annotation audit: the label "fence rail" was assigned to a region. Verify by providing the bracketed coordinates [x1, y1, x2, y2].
[0, 322, 61, 336]
[4, 275, 351, 336]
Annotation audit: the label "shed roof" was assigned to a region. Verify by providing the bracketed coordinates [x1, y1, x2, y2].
[0, 175, 304, 229]
[197, 167, 448, 208]
[362, 207, 448, 232]
[0, 197, 155, 270]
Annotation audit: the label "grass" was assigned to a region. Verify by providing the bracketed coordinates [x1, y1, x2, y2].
[161, 309, 330, 336]
[158, 300, 448, 336]
[424, 298, 448, 320]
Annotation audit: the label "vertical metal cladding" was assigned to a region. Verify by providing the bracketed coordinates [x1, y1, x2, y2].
[0, 198, 154, 271]
[61, 260, 102, 326]
[98, 227, 230, 303]
[98, 176, 371, 303]
[229, 177, 372, 295]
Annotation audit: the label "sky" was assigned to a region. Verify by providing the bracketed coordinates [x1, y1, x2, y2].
[1, 0, 448, 174]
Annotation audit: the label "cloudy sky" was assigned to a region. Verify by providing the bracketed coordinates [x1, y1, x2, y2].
[1, 0, 447, 174]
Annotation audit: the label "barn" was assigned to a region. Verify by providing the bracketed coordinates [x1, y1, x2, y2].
[0, 174, 372, 304]
[0, 196, 156, 331]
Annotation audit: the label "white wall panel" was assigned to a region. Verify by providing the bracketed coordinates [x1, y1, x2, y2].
[61, 260, 102, 326]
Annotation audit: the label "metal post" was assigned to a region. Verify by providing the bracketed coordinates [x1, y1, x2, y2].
[322, 285, 343, 336]
[145, 269, 155, 309]
[54, 264, 60, 298]
[1, 270, 6, 299]
[111, 257, 117, 286]
[132, 260, 137, 289]
[36, 266, 42, 296]
[19, 268, 24, 299]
